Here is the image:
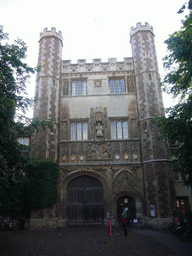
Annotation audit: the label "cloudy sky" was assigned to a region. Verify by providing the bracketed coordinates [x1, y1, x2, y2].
[0, 0, 186, 116]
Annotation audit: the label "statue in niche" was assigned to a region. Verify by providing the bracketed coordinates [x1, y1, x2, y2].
[96, 122, 103, 138]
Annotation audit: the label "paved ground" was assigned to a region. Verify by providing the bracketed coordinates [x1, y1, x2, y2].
[1, 226, 192, 256]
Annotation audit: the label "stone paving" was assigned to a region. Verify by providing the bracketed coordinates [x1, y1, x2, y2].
[1, 226, 192, 256]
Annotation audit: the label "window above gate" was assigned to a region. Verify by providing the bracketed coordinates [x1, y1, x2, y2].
[111, 121, 128, 139]
[71, 122, 88, 140]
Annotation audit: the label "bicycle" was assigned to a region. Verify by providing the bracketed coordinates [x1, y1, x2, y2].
[167, 218, 180, 233]
[1, 217, 19, 231]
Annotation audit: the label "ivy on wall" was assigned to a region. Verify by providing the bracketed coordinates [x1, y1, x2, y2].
[24, 159, 59, 210]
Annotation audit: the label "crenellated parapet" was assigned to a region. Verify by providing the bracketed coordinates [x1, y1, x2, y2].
[39, 27, 63, 45]
[130, 22, 154, 39]
[62, 57, 133, 73]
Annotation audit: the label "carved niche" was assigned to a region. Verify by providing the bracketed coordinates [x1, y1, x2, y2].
[89, 107, 108, 141]
[63, 79, 69, 95]
[60, 106, 69, 140]
[87, 107, 112, 161]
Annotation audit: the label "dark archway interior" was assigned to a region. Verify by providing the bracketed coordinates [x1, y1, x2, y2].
[117, 196, 136, 220]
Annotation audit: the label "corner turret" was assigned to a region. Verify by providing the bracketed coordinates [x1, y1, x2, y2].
[39, 27, 63, 45]
[130, 22, 154, 39]
[32, 27, 63, 160]
[130, 23, 172, 219]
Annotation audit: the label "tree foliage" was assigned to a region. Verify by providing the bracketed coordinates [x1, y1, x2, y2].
[156, 1, 192, 187]
[0, 25, 34, 179]
[0, 26, 57, 218]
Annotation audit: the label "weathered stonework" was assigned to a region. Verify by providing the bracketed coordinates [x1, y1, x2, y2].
[30, 23, 188, 230]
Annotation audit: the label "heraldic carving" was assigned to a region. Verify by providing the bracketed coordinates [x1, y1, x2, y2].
[87, 142, 111, 160]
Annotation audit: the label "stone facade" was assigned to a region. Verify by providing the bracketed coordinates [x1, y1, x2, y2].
[30, 23, 190, 229]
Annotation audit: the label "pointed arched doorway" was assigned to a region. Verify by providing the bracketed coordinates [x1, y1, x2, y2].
[117, 196, 136, 221]
[67, 175, 104, 224]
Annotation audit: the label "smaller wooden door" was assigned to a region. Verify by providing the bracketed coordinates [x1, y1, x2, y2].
[117, 196, 136, 220]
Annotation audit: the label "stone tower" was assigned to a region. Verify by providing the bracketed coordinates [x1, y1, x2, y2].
[130, 23, 174, 219]
[29, 23, 189, 229]
[32, 28, 63, 160]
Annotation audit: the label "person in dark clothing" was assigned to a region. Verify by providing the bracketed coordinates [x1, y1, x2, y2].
[121, 206, 128, 236]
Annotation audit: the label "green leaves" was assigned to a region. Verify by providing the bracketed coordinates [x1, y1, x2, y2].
[0, 26, 57, 217]
[162, 13, 192, 97]
[156, 2, 192, 187]
[24, 159, 59, 210]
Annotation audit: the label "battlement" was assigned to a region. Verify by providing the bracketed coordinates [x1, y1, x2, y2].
[130, 22, 154, 37]
[39, 27, 63, 44]
[62, 57, 133, 73]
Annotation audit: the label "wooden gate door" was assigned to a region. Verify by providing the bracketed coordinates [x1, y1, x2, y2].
[67, 176, 104, 224]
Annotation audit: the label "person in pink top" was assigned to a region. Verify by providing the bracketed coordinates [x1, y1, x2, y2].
[107, 210, 113, 236]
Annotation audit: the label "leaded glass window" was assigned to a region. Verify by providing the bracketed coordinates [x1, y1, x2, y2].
[77, 123, 82, 140]
[72, 81, 87, 95]
[83, 123, 88, 140]
[110, 121, 128, 139]
[71, 123, 76, 140]
[111, 122, 116, 139]
[110, 79, 125, 94]
[17, 138, 30, 145]
[71, 123, 88, 140]
[117, 121, 122, 139]
[115, 80, 120, 93]
[82, 81, 86, 95]
[72, 82, 76, 96]
[123, 121, 128, 138]
[120, 79, 125, 93]
[77, 81, 81, 95]
[110, 80, 115, 93]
